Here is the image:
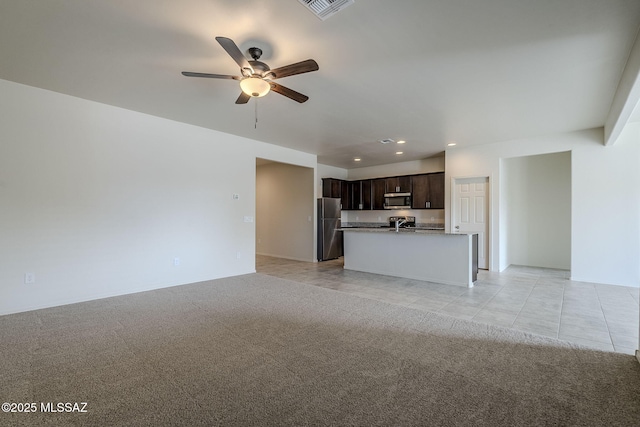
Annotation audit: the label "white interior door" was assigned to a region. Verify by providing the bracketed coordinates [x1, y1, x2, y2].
[453, 177, 489, 269]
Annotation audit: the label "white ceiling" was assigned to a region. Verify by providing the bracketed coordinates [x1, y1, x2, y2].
[1, 1, 639, 169]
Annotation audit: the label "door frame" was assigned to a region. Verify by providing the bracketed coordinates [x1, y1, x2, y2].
[450, 176, 491, 270]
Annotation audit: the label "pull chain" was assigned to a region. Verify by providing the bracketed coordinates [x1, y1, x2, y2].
[254, 97, 258, 129]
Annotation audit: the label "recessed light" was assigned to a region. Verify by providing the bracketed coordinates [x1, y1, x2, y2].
[395, 151, 403, 155]
[354, 158, 361, 162]
[447, 142, 457, 147]
[397, 140, 406, 144]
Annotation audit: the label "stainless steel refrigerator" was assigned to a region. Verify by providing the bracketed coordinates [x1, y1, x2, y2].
[317, 198, 343, 261]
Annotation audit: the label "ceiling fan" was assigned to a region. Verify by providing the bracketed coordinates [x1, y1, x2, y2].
[182, 37, 319, 104]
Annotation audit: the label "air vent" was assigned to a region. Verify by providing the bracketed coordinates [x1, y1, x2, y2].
[298, 0, 355, 21]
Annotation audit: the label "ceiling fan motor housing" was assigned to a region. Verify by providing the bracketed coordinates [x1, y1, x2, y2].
[248, 60, 270, 77]
[248, 47, 263, 60]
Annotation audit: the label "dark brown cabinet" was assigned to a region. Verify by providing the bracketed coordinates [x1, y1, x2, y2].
[323, 172, 444, 210]
[342, 180, 373, 210]
[341, 180, 351, 210]
[361, 179, 372, 210]
[322, 178, 343, 198]
[385, 176, 411, 193]
[411, 172, 444, 209]
[350, 181, 362, 210]
[372, 178, 386, 210]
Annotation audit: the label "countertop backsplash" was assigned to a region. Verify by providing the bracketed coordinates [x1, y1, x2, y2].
[341, 209, 445, 230]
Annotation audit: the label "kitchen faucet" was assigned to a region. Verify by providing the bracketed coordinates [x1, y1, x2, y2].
[395, 218, 407, 232]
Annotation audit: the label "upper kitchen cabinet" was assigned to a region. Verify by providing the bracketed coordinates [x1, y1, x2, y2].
[322, 178, 342, 198]
[342, 180, 372, 210]
[341, 180, 351, 210]
[411, 172, 445, 209]
[323, 172, 444, 210]
[385, 176, 411, 193]
[361, 179, 372, 210]
[372, 178, 386, 210]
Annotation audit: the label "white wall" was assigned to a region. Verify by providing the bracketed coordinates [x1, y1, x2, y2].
[256, 162, 315, 261]
[503, 152, 571, 269]
[446, 126, 640, 288]
[0, 79, 316, 315]
[346, 156, 445, 180]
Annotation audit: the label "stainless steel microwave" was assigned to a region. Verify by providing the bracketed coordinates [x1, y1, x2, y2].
[384, 192, 411, 209]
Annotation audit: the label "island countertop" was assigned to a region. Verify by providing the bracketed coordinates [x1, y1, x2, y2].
[342, 228, 478, 287]
[340, 227, 474, 236]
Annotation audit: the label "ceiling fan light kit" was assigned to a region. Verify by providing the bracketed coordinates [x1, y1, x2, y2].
[181, 36, 318, 104]
[240, 77, 270, 97]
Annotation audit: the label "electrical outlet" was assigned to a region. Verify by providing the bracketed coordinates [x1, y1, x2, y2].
[173, 257, 180, 266]
[236, 252, 241, 259]
[243, 216, 253, 223]
[232, 194, 240, 200]
[24, 273, 35, 284]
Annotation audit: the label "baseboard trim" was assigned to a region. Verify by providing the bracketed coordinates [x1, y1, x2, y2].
[636, 350, 640, 365]
[256, 252, 314, 262]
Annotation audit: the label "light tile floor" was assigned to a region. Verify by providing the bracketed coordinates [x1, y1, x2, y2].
[256, 255, 640, 354]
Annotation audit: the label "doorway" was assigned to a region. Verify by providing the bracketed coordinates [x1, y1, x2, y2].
[502, 152, 571, 270]
[255, 159, 315, 262]
[452, 177, 489, 269]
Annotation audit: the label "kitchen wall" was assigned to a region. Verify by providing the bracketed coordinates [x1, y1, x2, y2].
[346, 155, 445, 180]
[446, 126, 640, 288]
[319, 155, 446, 226]
[256, 161, 315, 261]
[0, 79, 317, 315]
[502, 151, 571, 269]
[341, 209, 445, 227]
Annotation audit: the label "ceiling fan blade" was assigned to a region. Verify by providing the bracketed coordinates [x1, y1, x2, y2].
[215, 36, 253, 74]
[235, 92, 251, 104]
[181, 71, 240, 80]
[270, 82, 309, 103]
[268, 59, 319, 80]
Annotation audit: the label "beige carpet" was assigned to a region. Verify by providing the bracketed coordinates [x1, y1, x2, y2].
[1, 273, 639, 426]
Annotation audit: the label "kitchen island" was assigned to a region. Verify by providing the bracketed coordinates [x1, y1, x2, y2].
[341, 228, 478, 287]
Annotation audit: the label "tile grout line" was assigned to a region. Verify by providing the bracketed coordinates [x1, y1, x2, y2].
[468, 275, 534, 328]
[594, 284, 625, 351]
[509, 276, 544, 330]
[556, 278, 567, 340]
